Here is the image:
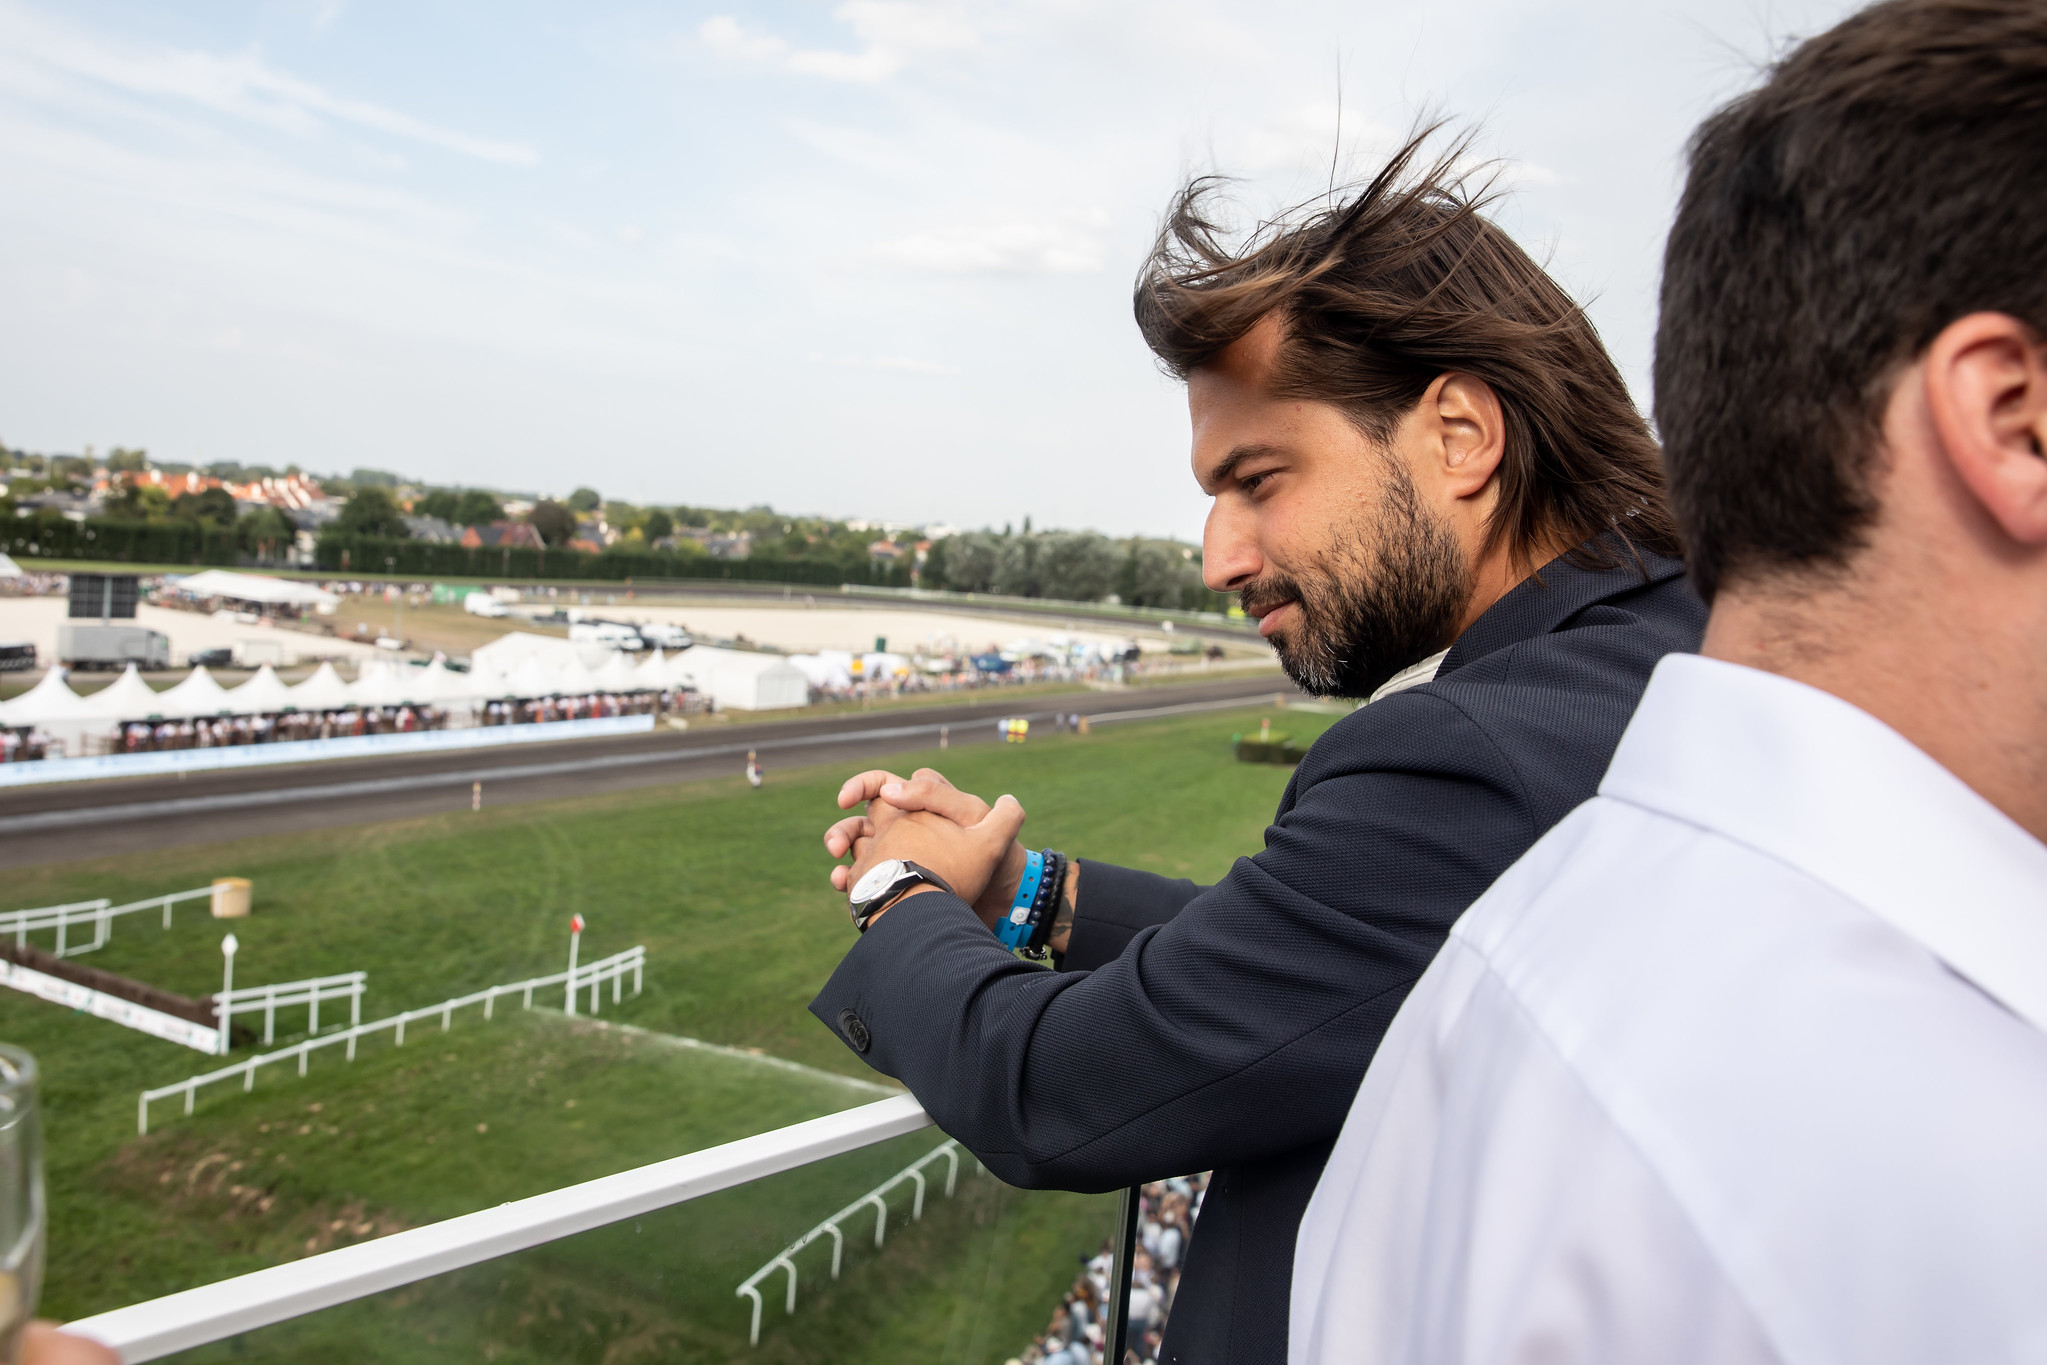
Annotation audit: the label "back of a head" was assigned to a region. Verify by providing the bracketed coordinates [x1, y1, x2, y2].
[1656, 0, 2047, 602]
[1135, 130, 1681, 570]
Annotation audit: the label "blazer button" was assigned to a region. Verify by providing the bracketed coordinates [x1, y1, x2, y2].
[838, 1009, 872, 1053]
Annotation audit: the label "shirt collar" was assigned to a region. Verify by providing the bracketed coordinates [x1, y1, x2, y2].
[1439, 537, 1688, 681]
[1601, 653, 2047, 1034]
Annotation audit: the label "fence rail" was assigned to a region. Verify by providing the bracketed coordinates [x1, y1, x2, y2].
[215, 971, 367, 1050]
[0, 887, 214, 958]
[70, 1093, 933, 1362]
[139, 946, 646, 1133]
[736, 1138, 977, 1346]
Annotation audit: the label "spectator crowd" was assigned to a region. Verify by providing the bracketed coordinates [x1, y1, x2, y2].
[1009, 1173, 1207, 1365]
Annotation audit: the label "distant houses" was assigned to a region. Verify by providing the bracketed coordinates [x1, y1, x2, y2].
[459, 521, 547, 551]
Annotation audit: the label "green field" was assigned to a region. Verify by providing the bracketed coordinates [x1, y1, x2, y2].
[1, 702, 1335, 1361]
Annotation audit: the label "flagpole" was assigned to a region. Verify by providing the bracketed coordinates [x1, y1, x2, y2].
[565, 915, 583, 1017]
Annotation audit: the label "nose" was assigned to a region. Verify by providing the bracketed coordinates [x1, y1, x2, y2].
[1202, 499, 1261, 593]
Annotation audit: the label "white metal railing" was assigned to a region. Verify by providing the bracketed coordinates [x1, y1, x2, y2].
[69, 1093, 935, 1363]
[138, 946, 647, 1134]
[212, 971, 367, 1051]
[736, 1138, 978, 1346]
[0, 887, 214, 958]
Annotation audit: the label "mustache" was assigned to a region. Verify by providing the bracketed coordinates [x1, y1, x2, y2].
[1237, 575, 1303, 618]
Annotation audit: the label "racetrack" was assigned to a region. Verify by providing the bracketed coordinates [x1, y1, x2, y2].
[0, 675, 1305, 867]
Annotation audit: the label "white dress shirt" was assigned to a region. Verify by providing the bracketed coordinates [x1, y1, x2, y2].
[1291, 653, 2047, 1365]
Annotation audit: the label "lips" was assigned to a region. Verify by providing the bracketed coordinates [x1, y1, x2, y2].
[1252, 600, 1297, 638]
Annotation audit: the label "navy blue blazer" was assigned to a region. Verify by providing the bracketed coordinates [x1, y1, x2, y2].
[811, 546, 1706, 1363]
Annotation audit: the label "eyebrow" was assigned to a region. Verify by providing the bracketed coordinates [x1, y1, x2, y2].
[1201, 443, 1288, 493]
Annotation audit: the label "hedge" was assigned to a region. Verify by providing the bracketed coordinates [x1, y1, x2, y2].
[312, 534, 914, 588]
[2, 516, 239, 566]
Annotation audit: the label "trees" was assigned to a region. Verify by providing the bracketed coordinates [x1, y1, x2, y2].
[940, 532, 1001, 593]
[1036, 532, 1120, 602]
[107, 448, 148, 473]
[527, 499, 577, 546]
[565, 487, 602, 513]
[416, 488, 504, 526]
[334, 486, 411, 538]
[172, 486, 239, 528]
[236, 505, 296, 559]
[643, 509, 674, 542]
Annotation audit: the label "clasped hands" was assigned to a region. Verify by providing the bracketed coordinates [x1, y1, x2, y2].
[823, 768, 1030, 930]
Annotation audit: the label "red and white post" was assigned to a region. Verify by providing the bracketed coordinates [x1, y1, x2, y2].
[564, 914, 584, 1017]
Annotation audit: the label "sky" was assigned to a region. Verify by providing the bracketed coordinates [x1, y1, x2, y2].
[0, 0, 1863, 540]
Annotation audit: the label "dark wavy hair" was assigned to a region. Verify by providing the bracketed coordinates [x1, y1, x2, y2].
[1135, 127, 1681, 573]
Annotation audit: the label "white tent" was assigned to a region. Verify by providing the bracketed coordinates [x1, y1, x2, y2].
[350, 660, 435, 708]
[287, 662, 354, 713]
[0, 668, 105, 727]
[471, 631, 583, 675]
[154, 667, 235, 719]
[465, 656, 517, 700]
[0, 552, 22, 580]
[672, 645, 809, 711]
[555, 652, 602, 697]
[505, 655, 561, 700]
[173, 570, 337, 609]
[81, 664, 168, 722]
[593, 651, 644, 693]
[226, 664, 296, 715]
[787, 654, 854, 690]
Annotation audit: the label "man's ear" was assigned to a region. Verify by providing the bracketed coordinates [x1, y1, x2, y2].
[1924, 312, 2047, 545]
[1429, 372, 1507, 501]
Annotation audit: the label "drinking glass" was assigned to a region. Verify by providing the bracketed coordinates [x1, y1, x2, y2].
[0, 1048, 44, 1365]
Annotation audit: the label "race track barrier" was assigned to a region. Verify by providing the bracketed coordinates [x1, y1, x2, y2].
[213, 971, 367, 1052]
[0, 886, 214, 959]
[138, 945, 646, 1133]
[736, 1138, 978, 1346]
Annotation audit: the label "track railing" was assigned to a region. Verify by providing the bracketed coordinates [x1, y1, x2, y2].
[138, 946, 646, 1133]
[735, 1138, 976, 1345]
[0, 887, 214, 958]
[213, 971, 367, 1050]
[69, 1093, 934, 1362]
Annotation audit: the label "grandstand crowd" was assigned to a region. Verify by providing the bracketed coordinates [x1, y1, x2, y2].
[1010, 1173, 1207, 1365]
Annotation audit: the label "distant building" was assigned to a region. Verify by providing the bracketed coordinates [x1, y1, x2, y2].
[403, 515, 460, 544]
[679, 528, 752, 560]
[868, 539, 906, 564]
[461, 521, 547, 551]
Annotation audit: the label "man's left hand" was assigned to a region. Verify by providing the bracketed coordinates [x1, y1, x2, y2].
[828, 769, 1027, 925]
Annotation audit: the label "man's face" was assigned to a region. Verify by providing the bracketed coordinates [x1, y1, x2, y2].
[1190, 316, 1478, 698]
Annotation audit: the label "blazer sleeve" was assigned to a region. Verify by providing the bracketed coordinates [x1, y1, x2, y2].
[808, 691, 1540, 1192]
[1059, 861, 1204, 973]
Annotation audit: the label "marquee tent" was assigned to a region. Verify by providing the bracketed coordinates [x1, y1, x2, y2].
[154, 667, 234, 719]
[227, 665, 296, 714]
[671, 646, 808, 711]
[286, 662, 354, 713]
[173, 570, 337, 610]
[0, 552, 22, 580]
[84, 664, 169, 722]
[504, 655, 561, 701]
[0, 669, 104, 727]
[592, 651, 644, 693]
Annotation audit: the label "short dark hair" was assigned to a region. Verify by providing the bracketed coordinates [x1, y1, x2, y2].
[1135, 128, 1681, 571]
[1656, 0, 2047, 601]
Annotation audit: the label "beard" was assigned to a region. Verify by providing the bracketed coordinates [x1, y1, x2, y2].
[1241, 464, 1474, 699]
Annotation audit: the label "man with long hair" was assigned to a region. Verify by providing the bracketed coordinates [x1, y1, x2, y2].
[1294, 3, 2047, 1359]
[812, 132, 1703, 1362]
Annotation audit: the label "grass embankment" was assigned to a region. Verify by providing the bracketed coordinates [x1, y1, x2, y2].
[2, 703, 1335, 1361]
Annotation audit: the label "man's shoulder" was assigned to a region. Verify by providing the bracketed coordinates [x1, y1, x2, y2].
[1450, 794, 2047, 1355]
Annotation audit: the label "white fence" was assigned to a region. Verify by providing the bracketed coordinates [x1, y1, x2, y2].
[0, 886, 214, 958]
[736, 1138, 978, 1346]
[138, 946, 646, 1134]
[214, 971, 367, 1052]
[70, 1093, 934, 1362]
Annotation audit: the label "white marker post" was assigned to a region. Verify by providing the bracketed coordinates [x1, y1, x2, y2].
[564, 914, 584, 1017]
[216, 933, 239, 1056]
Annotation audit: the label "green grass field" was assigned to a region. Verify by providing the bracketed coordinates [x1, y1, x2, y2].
[1, 702, 1336, 1361]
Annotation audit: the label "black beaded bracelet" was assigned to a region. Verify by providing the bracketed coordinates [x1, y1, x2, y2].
[1022, 850, 1065, 958]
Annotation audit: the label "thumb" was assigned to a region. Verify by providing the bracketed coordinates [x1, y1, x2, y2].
[974, 793, 1027, 848]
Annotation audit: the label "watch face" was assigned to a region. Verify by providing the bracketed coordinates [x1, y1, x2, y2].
[850, 858, 909, 907]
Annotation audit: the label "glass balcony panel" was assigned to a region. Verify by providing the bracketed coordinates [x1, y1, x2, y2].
[150, 1136, 1119, 1364]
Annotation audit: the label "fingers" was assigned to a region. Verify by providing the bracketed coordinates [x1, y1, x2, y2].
[823, 815, 873, 859]
[878, 774, 990, 825]
[830, 864, 852, 894]
[977, 794, 1029, 846]
[837, 769, 907, 810]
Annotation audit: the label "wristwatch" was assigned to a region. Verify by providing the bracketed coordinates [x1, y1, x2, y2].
[847, 859, 955, 932]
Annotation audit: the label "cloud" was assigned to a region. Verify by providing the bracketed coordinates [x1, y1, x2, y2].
[867, 212, 1108, 275]
[0, 5, 537, 165]
[700, 1, 980, 85]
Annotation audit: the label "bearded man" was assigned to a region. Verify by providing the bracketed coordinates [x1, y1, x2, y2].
[808, 133, 1704, 1365]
